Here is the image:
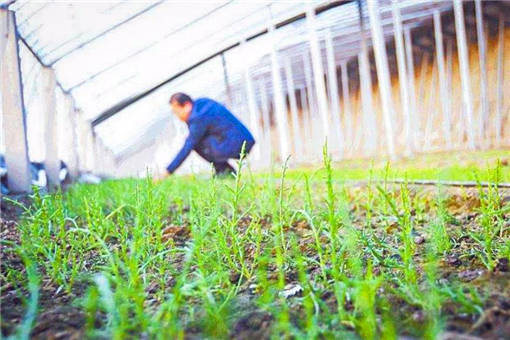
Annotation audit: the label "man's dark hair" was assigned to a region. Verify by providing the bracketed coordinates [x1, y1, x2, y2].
[170, 92, 193, 106]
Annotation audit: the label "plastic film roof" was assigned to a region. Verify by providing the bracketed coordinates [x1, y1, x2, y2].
[7, 0, 453, 166]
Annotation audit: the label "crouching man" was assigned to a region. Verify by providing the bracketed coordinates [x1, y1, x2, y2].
[157, 93, 255, 180]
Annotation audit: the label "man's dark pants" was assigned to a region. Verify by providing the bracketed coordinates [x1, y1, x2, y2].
[194, 136, 255, 175]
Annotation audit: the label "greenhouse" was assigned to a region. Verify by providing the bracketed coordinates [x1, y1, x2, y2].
[1, 0, 509, 338]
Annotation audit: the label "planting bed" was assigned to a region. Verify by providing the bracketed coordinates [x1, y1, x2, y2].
[1, 150, 509, 339]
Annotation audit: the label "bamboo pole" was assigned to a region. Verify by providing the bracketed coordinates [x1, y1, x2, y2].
[284, 57, 303, 159]
[259, 79, 272, 163]
[306, 4, 331, 144]
[340, 61, 353, 150]
[495, 13, 504, 145]
[453, 0, 476, 150]
[475, 0, 488, 147]
[392, 0, 412, 156]
[325, 29, 344, 158]
[433, 10, 452, 148]
[367, 0, 395, 159]
[267, 6, 290, 160]
[241, 46, 262, 160]
[404, 27, 417, 148]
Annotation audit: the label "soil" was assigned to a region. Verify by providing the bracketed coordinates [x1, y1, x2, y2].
[1, 187, 510, 339]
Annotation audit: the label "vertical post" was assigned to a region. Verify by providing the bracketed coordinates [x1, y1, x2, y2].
[433, 10, 452, 148]
[241, 49, 262, 160]
[259, 79, 272, 162]
[306, 4, 331, 145]
[392, 0, 413, 155]
[475, 0, 488, 146]
[325, 29, 344, 158]
[453, 0, 476, 150]
[1, 10, 31, 193]
[367, 0, 395, 159]
[404, 27, 417, 146]
[220, 53, 232, 107]
[302, 52, 317, 148]
[340, 61, 353, 147]
[358, 0, 377, 156]
[77, 112, 93, 173]
[267, 6, 290, 161]
[42, 67, 60, 188]
[63, 95, 79, 178]
[299, 88, 311, 156]
[283, 57, 303, 159]
[495, 13, 504, 145]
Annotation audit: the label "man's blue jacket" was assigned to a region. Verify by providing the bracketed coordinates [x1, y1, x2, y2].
[166, 98, 255, 173]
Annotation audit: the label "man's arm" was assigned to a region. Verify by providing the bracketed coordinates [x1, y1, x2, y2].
[165, 120, 207, 174]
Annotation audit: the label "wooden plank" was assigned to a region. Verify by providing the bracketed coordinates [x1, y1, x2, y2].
[367, 0, 395, 159]
[453, 0, 476, 150]
[1, 10, 31, 193]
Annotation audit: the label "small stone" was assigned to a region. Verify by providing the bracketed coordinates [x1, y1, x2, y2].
[414, 235, 425, 244]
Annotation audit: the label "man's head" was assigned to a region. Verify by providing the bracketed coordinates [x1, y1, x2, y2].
[170, 93, 193, 122]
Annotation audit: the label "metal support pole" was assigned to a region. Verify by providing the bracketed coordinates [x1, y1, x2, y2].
[306, 4, 331, 145]
[267, 8, 290, 161]
[283, 57, 303, 159]
[433, 10, 452, 148]
[475, 0, 488, 146]
[453, 0, 476, 150]
[325, 29, 344, 158]
[367, 0, 395, 159]
[340, 61, 353, 148]
[496, 13, 504, 145]
[392, 0, 412, 155]
[42, 67, 60, 188]
[1, 10, 31, 193]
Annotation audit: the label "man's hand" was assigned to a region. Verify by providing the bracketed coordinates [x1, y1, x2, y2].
[153, 170, 170, 184]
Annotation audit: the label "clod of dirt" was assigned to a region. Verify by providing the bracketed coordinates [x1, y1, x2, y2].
[439, 331, 484, 340]
[495, 258, 509, 272]
[445, 254, 461, 267]
[458, 269, 484, 282]
[500, 159, 509, 167]
[161, 224, 190, 242]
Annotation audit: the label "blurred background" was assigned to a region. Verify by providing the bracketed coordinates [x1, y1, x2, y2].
[0, 0, 509, 192]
